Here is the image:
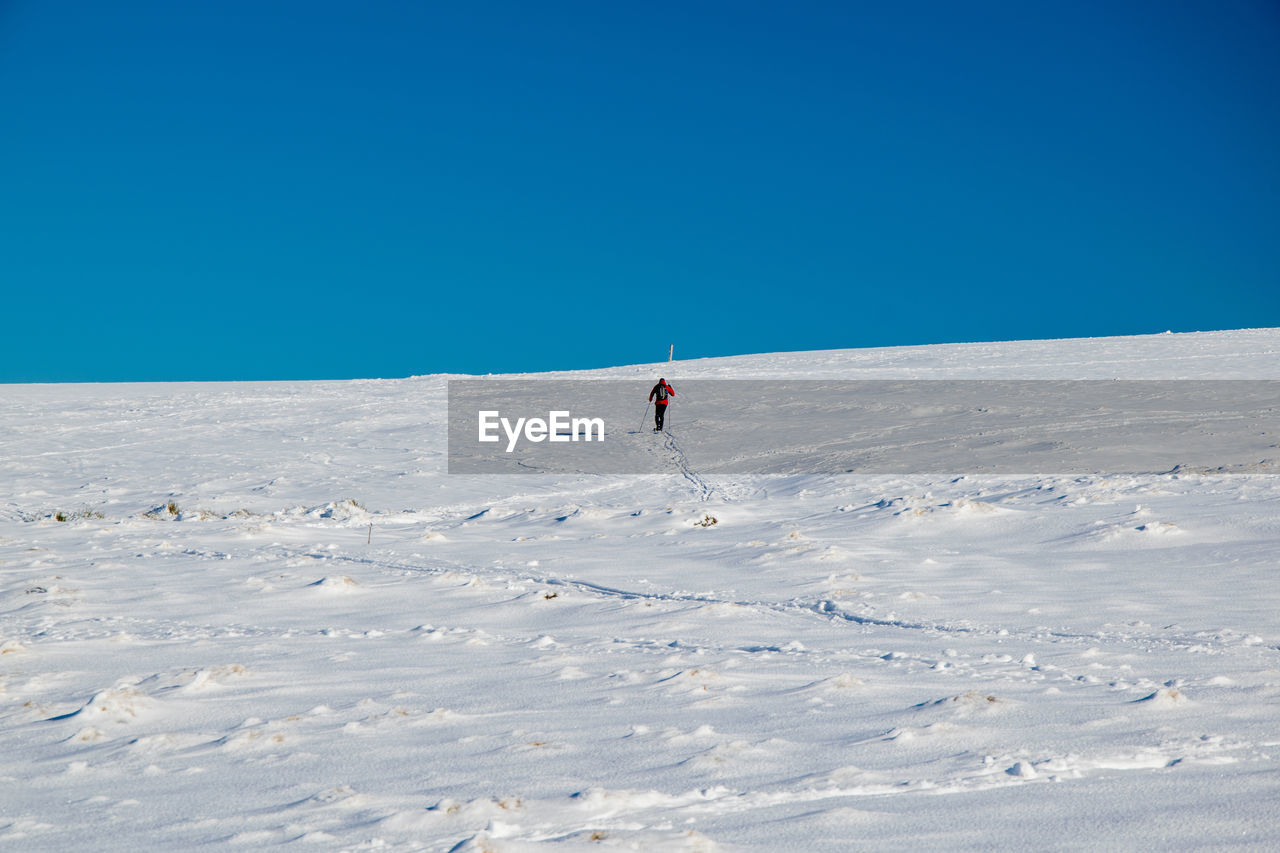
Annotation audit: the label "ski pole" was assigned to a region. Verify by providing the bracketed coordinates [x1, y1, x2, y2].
[640, 401, 650, 432]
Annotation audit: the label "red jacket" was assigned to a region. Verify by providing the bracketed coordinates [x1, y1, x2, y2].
[649, 381, 675, 405]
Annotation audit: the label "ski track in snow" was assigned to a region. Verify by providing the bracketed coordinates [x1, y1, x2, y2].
[663, 430, 715, 501]
[3, 329, 1280, 851]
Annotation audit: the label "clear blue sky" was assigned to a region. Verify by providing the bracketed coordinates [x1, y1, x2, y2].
[3, 1, 1278, 382]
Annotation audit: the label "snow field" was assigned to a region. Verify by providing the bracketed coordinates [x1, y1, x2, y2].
[2, 328, 1279, 850]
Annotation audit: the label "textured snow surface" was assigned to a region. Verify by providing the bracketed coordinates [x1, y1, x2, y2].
[3, 329, 1279, 850]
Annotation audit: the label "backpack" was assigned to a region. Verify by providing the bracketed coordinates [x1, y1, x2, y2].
[655, 383, 668, 402]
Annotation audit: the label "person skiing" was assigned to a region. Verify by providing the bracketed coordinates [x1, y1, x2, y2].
[649, 378, 675, 432]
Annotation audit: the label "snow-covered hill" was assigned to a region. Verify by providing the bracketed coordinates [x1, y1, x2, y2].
[3, 328, 1279, 850]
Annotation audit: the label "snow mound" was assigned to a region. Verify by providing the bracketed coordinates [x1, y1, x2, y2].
[176, 664, 249, 693]
[1134, 522, 1181, 535]
[309, 575, 362, 593]
[1006, 760, 1038, 779]
[1135, 687, 1190, 707]
[309, 499, 372, 524]
[914, 691, 1009, 718]
[60, 685, 154, 726]
[895, 497, 1009, 520]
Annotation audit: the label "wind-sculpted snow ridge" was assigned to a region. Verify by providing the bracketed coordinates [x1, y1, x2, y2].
[2, 329, 1279, 850]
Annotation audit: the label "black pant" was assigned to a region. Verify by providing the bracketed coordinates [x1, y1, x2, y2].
[654, 403, 668, 430]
